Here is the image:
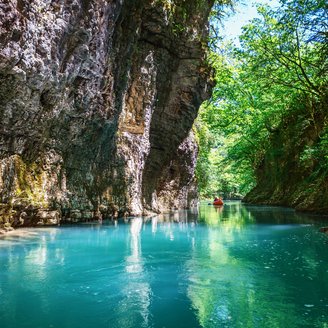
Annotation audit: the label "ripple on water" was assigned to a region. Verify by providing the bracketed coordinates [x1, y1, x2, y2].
[0, 203, 328, 328]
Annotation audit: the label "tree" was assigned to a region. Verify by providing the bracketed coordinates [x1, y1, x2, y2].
[195, 0, 327, 199]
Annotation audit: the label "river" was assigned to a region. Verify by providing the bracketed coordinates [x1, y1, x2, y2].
[0, 201, 327, 327]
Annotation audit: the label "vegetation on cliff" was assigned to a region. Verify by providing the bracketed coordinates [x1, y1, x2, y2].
[196, 0, 327, 209]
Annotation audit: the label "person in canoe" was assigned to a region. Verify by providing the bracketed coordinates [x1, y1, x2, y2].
[213, 196, 224, 206]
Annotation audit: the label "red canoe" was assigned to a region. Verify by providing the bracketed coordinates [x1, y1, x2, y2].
[213, 199, 224, 206]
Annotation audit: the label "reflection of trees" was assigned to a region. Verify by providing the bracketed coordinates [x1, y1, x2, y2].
[243, 205, 318, 224]
[199, 200, 320, 226]
[187, 202, 305, 327]
[198, 201, 255, 230]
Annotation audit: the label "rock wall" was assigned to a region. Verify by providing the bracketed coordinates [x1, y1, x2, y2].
[0, 0, 214, 226]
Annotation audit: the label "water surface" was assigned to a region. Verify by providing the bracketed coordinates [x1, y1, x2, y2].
[1, 201, 328, 328]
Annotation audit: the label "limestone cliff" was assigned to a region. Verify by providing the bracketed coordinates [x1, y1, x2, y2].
[0, 0, 214, 227]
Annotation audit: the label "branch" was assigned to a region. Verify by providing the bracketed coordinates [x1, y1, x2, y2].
[295, 28, 321, 95]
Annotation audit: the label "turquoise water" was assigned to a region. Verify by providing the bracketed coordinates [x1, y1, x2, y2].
[1, 201, 328, 328]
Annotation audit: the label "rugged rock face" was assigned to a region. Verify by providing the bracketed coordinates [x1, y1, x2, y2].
[244, 98, 328, 213]
[0, 0, 213, 226]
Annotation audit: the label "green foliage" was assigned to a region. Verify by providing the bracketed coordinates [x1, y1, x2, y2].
[155, 0, 235, 36]
[239, 0, 327, 97]
[300, 127, 328, 170]
[195, 0, 327, 199]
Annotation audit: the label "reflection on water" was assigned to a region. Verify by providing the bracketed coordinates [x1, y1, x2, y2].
[192, 201, 328, 327]
[121, 218, 151, 328]
[0, 202, 328, 328]
[126, 217, 143, 274]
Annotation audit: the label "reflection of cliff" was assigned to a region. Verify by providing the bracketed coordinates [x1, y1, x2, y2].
[114, 218, 151, 327]
[0, 0, 214, 227]
[126, 218, 144, 274]
[2, 229, 62, 320]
